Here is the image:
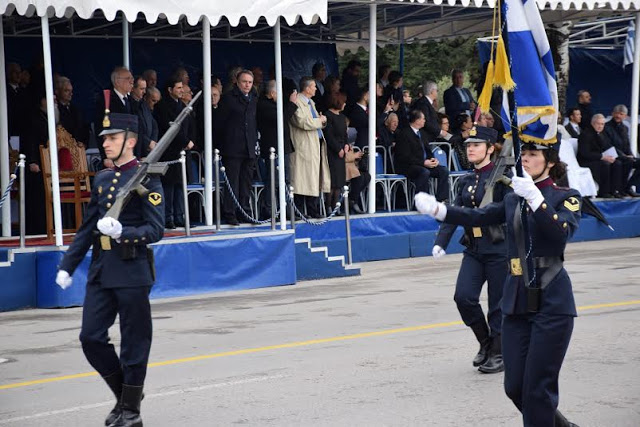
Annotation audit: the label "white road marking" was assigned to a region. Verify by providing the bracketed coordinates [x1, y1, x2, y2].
[0, 374, 285, 425]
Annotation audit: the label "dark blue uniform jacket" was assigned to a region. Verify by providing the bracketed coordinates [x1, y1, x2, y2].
[59, 159, 165, 288]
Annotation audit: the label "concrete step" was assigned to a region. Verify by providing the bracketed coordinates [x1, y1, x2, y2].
[295, 238, 360, 281]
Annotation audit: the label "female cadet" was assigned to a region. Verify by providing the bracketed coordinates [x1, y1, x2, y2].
[433, 126, 510, 374]
[416, 140, 580, 427]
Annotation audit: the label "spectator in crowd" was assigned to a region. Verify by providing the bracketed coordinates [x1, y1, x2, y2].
[395, 109, 450, 203]
[20, 94, 50, 235]
[383, 71, 403, 106]
[55, 76, 89, 145]
[195, 84, 222, 151]
[96, 66, 135, 168]
[257, 79, 298, 217]
[347, 87, 370, 149]
[344, 143, 370, 214]
[564, 107, 582, 138]
[6, 62, 27, 136]
[289, 76, 330, 218]
[317, 75, 340, 113]
[312, 62, 327, 98]
[154, 73, 194, 228]
[604, 104, 640, 196]
[577, 114, 624, 199]
[444, 69, 476, 119]
[450, 113, 473, 170]
[142, 69, 158, 89]
[341, 59, 362, 105]
[413, 80, 451, 142]
[577, 90, 593, 129]
[217, 69, 258, 225]
[251, 66, 264, 96]
[144, 86, 161, 112]
[19, 68, 31, 89]
[224, 66, 243, 93]
[379, 64, 391, 88]
[212, 76, 223, 94]
[379, 112, 399, 173]
[324, 91, 349, 212]
[175, 67, 190, 86]
[483, 112, 495, 129]
[130, 76, 157, 159]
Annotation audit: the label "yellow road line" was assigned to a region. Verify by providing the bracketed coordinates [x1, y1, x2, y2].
[1, 299, 639, 391]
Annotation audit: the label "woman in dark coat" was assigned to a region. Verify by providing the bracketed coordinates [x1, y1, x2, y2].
[323, 91, 349, 210]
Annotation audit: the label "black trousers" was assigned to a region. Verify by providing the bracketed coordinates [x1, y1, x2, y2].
[406, 164, 450, 202]
[294, 194, 321, 217]
[223, 157, 255, 219]
[618, 155, 640, 189]
[349, 171, 371, 205]
[79, 285, 152, 386]
[161, 180, 184, 224]
[582, 159, 623, 196]
[454, 252, 507, 336]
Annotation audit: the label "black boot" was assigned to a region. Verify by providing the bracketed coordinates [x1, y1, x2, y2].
[479, 334, 504, 374]
[555, 410, 579, 427]
[109, 384, 143, 427]
[103, 370, 123, 426]
[470, 322, 491, 367]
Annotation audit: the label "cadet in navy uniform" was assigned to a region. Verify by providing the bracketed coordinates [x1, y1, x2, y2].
[433, 126, 511, 374]
[55, 112, 165, 427]
[416, 140, 580, 426]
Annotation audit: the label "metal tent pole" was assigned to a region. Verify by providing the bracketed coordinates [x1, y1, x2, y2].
[122, 17, 130, 69]
[274, 18, 287, 230]
[203, 18, 213, 225]
[630, 12, 640, 157]
[0, 18, 10, 236]
[367, 3, 377, 214]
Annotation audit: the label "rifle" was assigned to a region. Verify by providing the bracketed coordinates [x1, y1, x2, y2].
[479, 137, 514, 208]
[104, 91, 202, 220]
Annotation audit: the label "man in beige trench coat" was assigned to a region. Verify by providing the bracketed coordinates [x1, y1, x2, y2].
[289, 76, 331, 218]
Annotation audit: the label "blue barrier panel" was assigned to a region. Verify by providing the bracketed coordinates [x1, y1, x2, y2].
[37, 250, 89, 308]
[0, 251, 37, 311]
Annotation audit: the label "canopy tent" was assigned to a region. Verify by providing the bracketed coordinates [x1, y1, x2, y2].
[1, 0, 639, 242]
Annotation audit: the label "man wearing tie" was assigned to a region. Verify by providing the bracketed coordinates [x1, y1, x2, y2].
[395, 109, 450, 203]
[444, 69, 476, 119]
[96, 67, 136, 168]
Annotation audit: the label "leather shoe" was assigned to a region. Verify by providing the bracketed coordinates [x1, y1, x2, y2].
[165, 221, 176, 229]
[626, 189, 640, 197]
[613, 191, 625, 199]
[473, 339, 491, 367]
[478, 335, 504, 374]
[350, 201, 365, 215]
[224, 215, 240, 226]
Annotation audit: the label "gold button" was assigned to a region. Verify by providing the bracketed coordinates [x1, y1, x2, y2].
[553, 214, 558, 220]
[112, 179, 118, 184]
[124, 239, 130, 243]
[109, 186, 115, 191]
[541, 203, 547, 210]
[563, 222, 568, 228]
[107, 194, 113, 199]
[134, 239, 139, 243]
[115, 172, 121, 177]
[106, 203, 112, 208]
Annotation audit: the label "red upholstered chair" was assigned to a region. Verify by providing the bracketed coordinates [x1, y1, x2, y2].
[39, 126, 94, 240]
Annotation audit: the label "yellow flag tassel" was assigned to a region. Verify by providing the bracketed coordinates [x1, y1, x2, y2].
[494, 34, 516, 91]
[477, 60, 495, 114]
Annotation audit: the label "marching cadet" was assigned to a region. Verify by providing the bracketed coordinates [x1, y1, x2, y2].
[432, 126, 511, 373]
[55, 112, 164, 427]
[415, 139, 580, 426]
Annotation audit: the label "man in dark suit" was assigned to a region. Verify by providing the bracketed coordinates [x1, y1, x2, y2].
[6, 62, 27, 137]
[55, 76, 89, 146]
[577, 90, 593, 130]
[604, 104, 640, 196]
[412, 80, 452, 142]
[217, 69, 259, 225]
[443, 69, 476, 119]
[346, 87, 369, 149]
[564, 107, 581, 138]
[56, 113, 164, 427]
[395, 109, 450, 202]
[577, 114, 624, 198]
[154, 73, 195, 228]
[130, 76, 158, 159]
[95, 67, 135, 168]
[341, 60, 362, 106]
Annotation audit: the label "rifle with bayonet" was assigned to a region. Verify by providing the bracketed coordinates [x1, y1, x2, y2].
[104, 91, 202, 220]
[479, 137, 515, 208]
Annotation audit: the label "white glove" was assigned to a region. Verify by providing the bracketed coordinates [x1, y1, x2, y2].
[414, 192, 447, 221]
[56, 270, 72, 290]
[97, 217, 123, 240]
[432, 245, 446, 259]
[511, 169, 544, 211]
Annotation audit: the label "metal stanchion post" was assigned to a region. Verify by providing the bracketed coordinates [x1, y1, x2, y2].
[269, 147, 276, 230]
[180, 151, 191, 237]
[214, 149, 221, 231]
[289, 185, 296, 230]
[19, 154, 26, 248]
[343, 185, 353, 266]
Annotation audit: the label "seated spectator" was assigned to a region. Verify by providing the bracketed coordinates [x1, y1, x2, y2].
[379, 112, 399, 172]
[577, 114, 625, 198]
[289, 76, 330, 218]
[345, 144, 370, 214]
[347, 87, 370, 149]
[444, 69, 476, 119]
[450, 113, 473, 170]
[604, 104, 640, 196]
[55, 76, 88, 146]
[395, 109, 450, 203]
[564, 107, 582, 138]
[324, 92, 349, 211]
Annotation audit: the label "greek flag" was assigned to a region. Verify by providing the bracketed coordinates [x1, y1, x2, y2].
[503, 0, 558, 145]
[624, 21, 635, 68]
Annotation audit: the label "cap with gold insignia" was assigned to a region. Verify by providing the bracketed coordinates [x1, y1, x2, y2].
[99, 113, 139, 136]
[465, 125, 498, 144]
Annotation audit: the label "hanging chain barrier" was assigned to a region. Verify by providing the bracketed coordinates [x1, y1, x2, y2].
[0, 163, 21, 211]
[286, 185, 344, 227]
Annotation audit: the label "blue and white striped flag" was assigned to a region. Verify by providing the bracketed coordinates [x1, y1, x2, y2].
[624, 21, 635, 68]
[504, 0, 558, 145]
